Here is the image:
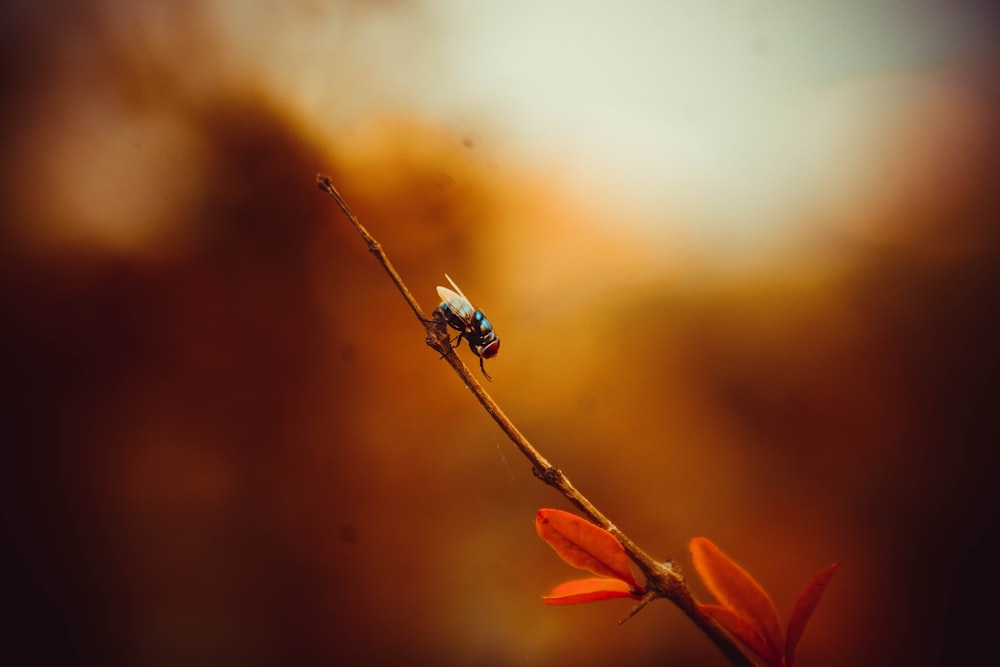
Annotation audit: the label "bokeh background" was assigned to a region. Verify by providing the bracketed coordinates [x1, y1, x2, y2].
[3, 1, 999, 665]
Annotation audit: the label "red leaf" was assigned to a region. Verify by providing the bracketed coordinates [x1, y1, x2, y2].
[690, 537, 785, 665]
[542, 577, 642, 605]
[700, 604, 784, 667]
[536, 509, 638, 588]
[785, 562, 839, 667]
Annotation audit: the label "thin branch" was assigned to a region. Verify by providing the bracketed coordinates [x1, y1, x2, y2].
[316, 176, 427, 322]
[316, 174, 755, 667]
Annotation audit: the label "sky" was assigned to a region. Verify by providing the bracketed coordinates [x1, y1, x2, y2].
[243, 0, 1000, 259]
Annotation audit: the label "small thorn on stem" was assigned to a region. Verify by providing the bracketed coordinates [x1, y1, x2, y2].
[619, 591, 657, 625]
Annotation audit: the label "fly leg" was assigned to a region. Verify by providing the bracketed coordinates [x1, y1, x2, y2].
[427, 307, 461, 359]
[478, 356, 493, 382]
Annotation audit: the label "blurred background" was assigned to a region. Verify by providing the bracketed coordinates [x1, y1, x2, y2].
[2, 1, 999, 665]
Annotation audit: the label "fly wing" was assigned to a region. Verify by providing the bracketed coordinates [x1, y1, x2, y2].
[436, 282, 476, 325]
[436, 285, 463, 304]
[444, 273, 468, 300]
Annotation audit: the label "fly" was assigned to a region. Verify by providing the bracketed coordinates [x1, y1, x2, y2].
[436, 274, 500, 381]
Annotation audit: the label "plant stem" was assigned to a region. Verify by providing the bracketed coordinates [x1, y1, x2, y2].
[316, 174, 755, 667]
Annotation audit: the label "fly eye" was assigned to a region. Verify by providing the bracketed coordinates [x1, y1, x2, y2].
[481, 340, 500, 359]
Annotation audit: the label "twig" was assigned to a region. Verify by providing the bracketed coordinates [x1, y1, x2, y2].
[316, 177, 427, 322]
[316, 174, 755, 667]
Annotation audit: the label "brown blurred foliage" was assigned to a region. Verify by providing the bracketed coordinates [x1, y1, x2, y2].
[3, 2, 1000, 666]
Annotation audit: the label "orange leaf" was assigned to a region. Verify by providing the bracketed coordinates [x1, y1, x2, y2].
[690, 537, 784, 664]
[785, 562, 839, 667]
[542, 577, 641, 605]
[536, 509, 638, 588]
[700, 604, 784, 667]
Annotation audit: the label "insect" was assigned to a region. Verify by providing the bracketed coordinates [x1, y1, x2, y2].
[436, 274, 500, 381]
